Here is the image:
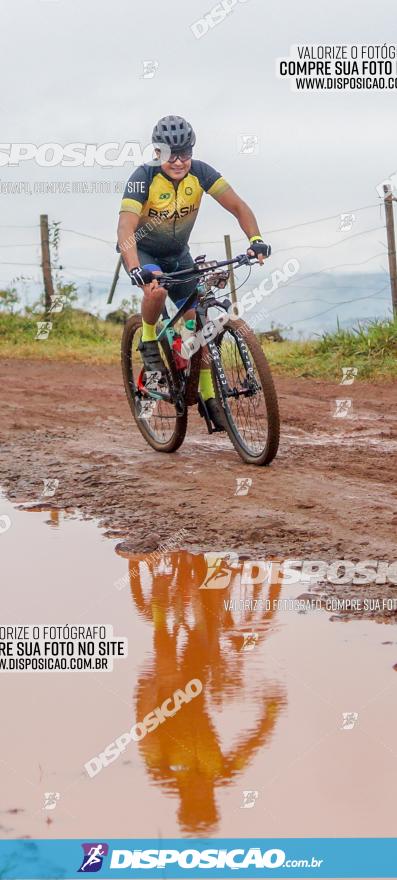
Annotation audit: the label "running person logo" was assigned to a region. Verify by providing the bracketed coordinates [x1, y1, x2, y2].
[78, 843, 109, 872]
[199, 551, 240, 590]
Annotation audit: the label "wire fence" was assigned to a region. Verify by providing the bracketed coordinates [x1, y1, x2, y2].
[0, 199, 393, 331]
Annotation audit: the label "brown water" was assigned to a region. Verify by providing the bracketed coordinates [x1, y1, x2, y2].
[1, 497, 396, 841]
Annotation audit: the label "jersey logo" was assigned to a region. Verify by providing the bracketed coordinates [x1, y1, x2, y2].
[148, 208, 170, 219]
[159, 192, 171, 199]
[185, 186, 193, 195]
[148, 205, 198, 220]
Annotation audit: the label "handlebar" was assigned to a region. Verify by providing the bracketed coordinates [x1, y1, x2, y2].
[154, 253, 258, 290]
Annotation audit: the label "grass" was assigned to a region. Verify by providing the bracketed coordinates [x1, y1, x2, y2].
[263, 318, 397, 380]
[0, 311, 396, 380]
[0, 309, 122, 364]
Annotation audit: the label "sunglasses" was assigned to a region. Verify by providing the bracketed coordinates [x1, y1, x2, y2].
[167, 149, 193, 164]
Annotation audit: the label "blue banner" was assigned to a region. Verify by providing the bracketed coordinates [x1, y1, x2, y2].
[1, 838, 397, 878]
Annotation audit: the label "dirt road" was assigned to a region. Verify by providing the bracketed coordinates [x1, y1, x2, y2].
[1, 358, 396, 566]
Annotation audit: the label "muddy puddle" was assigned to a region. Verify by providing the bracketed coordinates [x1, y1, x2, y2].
[1, 496, 397, 842]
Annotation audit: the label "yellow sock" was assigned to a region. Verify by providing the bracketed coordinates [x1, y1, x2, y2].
[141, 319, 157, 342]
[199, 368, 215, 402]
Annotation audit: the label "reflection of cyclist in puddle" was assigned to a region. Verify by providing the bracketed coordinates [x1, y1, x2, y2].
[116, 548, 286, 835]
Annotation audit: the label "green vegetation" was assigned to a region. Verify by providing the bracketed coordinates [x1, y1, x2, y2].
[0, 297, 396, 380]
[0, 220, 140, 363]
[0, 309, 122, 363]
[263, 318, 397, 380]
[0, 285, 19, 313]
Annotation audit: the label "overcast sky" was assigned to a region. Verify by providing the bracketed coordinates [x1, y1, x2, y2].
[1, 0, 396, 305]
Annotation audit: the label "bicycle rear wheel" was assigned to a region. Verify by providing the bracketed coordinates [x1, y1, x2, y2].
[211, 318, 280, 465]
[121, 315, 188, 453]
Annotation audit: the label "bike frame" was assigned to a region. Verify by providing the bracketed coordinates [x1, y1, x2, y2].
[139, 253, 257, 404]
[156, 253, 252, 341]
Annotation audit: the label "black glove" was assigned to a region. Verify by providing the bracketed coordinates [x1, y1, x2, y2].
[247, 239, 271, 258]
[129, 267, 155, 287]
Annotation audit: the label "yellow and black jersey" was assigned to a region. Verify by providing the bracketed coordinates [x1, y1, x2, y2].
[119, 160, 230, 256]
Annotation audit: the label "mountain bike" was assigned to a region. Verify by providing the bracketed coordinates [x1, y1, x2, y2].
[121, 253, 280, 466]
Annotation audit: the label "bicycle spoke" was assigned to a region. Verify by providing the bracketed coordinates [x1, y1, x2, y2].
[218, 330, 269, 455]
[129, 331, 178, 445]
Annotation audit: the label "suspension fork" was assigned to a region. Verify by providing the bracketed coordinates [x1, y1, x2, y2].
[195, 299, 231, 403]
[232, 326, 256, 375]
[208, 321, 258, 405]
[207, 337, 229, 403]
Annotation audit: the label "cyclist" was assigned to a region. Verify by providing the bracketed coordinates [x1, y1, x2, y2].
[117, 114, 270, 430]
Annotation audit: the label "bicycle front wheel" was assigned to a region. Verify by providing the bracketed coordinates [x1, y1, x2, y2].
[211, 318, 280, 465]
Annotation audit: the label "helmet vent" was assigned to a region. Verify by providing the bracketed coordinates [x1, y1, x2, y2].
[152, 115, 196, 149]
